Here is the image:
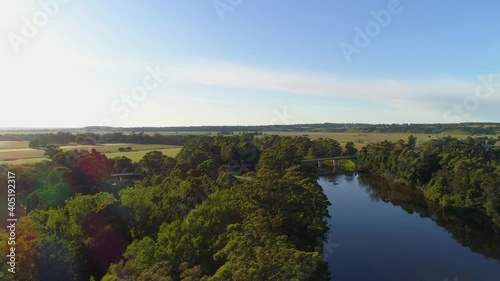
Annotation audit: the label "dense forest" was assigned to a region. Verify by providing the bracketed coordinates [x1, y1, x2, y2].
[358, 136, 500, 233]
[1, 133, 498, 280]
[0, 134, 362, 281]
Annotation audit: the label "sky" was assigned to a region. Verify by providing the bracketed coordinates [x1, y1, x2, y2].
[1, 0, 499, 128]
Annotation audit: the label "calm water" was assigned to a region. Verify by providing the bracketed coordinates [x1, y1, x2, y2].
[320, 174, 500, 281]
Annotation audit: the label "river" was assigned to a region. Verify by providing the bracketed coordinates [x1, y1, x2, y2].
[320, 173, 500, 281]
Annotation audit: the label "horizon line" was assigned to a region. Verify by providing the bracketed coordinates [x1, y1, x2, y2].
[0, 121, 499, 131]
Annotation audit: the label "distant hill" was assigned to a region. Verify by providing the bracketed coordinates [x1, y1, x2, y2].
[1, 123, 499, 135]
[84, 123, 500, 135]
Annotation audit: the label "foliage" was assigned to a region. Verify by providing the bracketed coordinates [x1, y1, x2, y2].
[102, 135, 331, 280]
[358, 136, 500, 232]
[44, 144, 63, 159]
[5, 134, 341, 280]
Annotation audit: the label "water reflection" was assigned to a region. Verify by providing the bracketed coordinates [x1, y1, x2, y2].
[321, 174, 500, 281]
[356, 174, 500, 261]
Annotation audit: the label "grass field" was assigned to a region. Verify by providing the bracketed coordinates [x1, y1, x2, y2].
[1, 131, 497, 165]
[0, 142, 183, 165]
[262, 131, 486, 149]
[0, 157, 50, 165]
[0, 141, 31, 149]
[105, 147, 182, 162]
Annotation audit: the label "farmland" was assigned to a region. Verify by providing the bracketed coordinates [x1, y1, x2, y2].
[0, 142, 182, 165]
[105, 147, 182, 162]
[261, 131, 489, 149]
[0, 130, 497, 165]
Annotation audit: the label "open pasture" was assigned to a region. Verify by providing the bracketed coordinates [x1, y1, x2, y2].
[262, 131, 487, 149]
[0, 142, 182, 164]
[1, 131, 496, 164]
[106, 147, 183, 162]
[0, 141, 31, 149]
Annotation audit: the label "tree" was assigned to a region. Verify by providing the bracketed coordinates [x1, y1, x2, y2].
[408, 134, 417, 149]
[306, 138, 342, 158]
[113, 156, 134, 173]
[0, 217, 41, 281]
[76, 134, 98, 145]
[136, 261, 175, 281]
[29, 168, 75, 210]
[139, 151, 167, 176]
[64, 193, 128, 280]
[44, 144, 63, 159]
[38, 234, 80, 281]
[29, 139, 41, 149]
[359, 136, 500, 231]
[124, 237, 156, 274]
[211, 212, 322, 280]
[343, 141, 357, 156]
[197, 159, 219, 179]
[258, 142, 301, 179]
[78, 149, 114, 186]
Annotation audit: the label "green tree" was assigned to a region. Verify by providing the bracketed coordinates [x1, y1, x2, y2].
[408, 134, 417, 149]
[343, 141, 358, 156]
[29, 139, 41, 149]
[38, 234, 80, 281]
[113, 156, 134, 173]
[44, 144, 63, 159]
[139, 151, 167, 176]
[211, 212, 321, 281]
[258, 142, 301, 179]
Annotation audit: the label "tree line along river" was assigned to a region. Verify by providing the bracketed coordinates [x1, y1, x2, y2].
[320, 173, 500, 281]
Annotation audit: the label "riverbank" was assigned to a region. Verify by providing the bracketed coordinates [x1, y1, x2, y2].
[320, 174, 500, 281]
[314, 155, 500, 236]
[355, 137, 500, 235]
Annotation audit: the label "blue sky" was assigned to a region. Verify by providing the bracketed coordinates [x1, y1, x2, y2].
[1, 0, 499, 127]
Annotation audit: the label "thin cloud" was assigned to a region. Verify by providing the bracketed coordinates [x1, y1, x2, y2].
[169, 60, 500, 112]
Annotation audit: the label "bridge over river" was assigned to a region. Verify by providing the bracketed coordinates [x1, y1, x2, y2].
[110, 155, 358, 181]
[302, 155, 357, 171]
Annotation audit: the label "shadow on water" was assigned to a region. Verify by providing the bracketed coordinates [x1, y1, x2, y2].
[355, 173, 500, 261]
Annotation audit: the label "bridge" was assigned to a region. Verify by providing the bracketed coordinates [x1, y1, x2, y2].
[111, 173, 141, 182]
[301, 155, 357, 170]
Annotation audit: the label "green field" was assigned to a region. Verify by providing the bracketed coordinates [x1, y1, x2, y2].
[0, 148, 183, 165]
[1, 131, 496, 165]
[105, 147, 182, 162]
[0, 157, 50, 165]
[262, 131, 487, 149]
[0, 142, 183, 165]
